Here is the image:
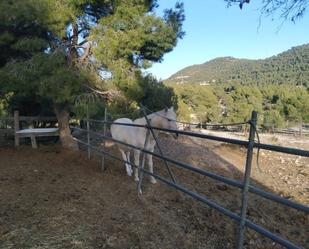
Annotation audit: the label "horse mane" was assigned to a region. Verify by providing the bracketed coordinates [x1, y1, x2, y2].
[134, 109, 167, 125]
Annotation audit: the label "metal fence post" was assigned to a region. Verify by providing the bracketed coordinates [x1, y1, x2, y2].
[71, 114, 308, 249]
[87, 106, 91, 159]
[140, 105, 176, 183]
[137, 129, 151, 194]
[236, 111, 257, 249]
[101, 107, 107, 171]
[14, 110, 20, 147]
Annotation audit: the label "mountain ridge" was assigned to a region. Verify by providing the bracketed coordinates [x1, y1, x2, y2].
[166, 44, 309, 86]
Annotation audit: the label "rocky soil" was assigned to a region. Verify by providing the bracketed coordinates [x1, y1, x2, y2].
[0, 131, 308, 249]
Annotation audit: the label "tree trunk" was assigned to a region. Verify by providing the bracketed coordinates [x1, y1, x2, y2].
[54, 103, 78, 150]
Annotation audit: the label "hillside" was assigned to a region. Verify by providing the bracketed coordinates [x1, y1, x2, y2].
[167, 44, 309, 86]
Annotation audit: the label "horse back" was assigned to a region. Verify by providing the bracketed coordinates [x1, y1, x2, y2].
[111, 117, 154, 150]
[111, 118, 134, 147]
[113, 118, 133, 125]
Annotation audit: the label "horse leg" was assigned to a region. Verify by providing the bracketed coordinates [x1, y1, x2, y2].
[120, 149, 132, 176]
[126, 151, 132, 176]
[133, 149, 140, 182]
[147, 154, 157, 184]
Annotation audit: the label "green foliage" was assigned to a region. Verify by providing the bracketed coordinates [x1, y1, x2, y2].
[91, 0, 185, 98]
[0, 0, 69, 67]
[71, 73, 179, 120]
[263, 110, 285, 129]
[7, 95, 54, 116]
[165, 44, 309, 128]
[0, 102, 5, 117]
[0, 0, 184, 119]
[11, 38, 48, 54]
[72, 73, 179, 120]
[137, 74, 177, 111]
[73, 97, 106, 119]
[0, 95, 10, 117]
[176, 100, 191, 122]
[107, 98, 139, 119]
[171, 83, 221, 123]
[0, 52, 85, 104]
[168, 82, 309, 127]
[222, 85, 263, 123]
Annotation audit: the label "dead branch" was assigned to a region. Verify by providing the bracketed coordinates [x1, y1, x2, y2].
[84, 85, 121, 101]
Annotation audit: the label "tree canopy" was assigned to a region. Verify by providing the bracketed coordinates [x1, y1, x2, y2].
[0, 0, 185, 148]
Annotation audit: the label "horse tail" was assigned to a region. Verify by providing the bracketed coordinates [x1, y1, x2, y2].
[104, 139, 115, 147]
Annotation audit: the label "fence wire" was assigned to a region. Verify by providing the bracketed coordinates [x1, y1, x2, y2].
[71, 109, 308, 249]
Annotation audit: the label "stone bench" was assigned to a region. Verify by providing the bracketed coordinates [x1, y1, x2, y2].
[15, 128, 59, 148]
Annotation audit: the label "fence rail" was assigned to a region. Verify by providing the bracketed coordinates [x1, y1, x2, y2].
[90, 119, 309, 157]
[72, 126, 309, 214]
[0, 114, 57, 130]
[0, 116, 57, 122]
[1, 109, 308, 248]
[72, 109, 308, 249]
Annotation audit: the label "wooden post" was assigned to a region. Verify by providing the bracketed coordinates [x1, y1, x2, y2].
[101, 107, 107, 172]
[14, 110, 20, 147]
[30, 134, 38, 149]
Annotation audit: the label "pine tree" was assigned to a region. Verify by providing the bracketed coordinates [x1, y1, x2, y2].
[0, 0, 185, 148]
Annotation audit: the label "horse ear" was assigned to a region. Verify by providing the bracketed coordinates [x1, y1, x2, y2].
[164, 107, 168, 112]
[170, 106, 174, 111]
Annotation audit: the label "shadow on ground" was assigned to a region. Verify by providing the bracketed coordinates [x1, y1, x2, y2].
[0, 135, 308, 249]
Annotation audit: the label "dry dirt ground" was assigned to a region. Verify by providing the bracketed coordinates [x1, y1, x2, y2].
[0, 132, 308, 249]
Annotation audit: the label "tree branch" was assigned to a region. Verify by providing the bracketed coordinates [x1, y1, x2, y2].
[83, 85, 121, 101]
[78, 39, 89, 46]
[79, 42, 91, 62]
[225, 0, 308, 22]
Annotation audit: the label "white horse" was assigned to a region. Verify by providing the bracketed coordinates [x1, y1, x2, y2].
[107, 107, 178, 183]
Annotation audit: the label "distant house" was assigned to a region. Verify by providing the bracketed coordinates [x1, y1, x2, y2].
[173, 75, 189, 84]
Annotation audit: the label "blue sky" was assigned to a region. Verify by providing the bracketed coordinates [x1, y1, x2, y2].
[147, 1, 309, 80]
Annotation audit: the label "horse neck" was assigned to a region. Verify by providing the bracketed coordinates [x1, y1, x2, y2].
[134, 113, 158, 126]
[134, 117, 147, 126]
[134, 113, 161, 141]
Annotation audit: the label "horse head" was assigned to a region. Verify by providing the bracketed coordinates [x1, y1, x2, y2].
[163, 106, 179, 139]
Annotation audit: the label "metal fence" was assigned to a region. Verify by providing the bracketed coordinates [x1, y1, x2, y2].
[71, 109, 308, 249]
